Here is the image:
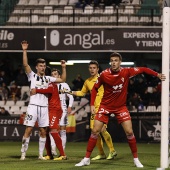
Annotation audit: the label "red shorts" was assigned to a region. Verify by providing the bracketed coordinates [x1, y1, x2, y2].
[95, 105, 131, 124]
[49, 108, 62, 130]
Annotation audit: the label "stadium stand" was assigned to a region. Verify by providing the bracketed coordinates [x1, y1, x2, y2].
[1, 0, 162, 26]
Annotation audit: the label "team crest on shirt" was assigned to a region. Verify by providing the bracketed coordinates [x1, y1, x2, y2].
[134, 67, 139, 71]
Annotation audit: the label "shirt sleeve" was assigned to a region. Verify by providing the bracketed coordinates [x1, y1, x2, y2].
[63, 83, 74, 107]
[48, 76, 57, 82]
[76, 80, 89, 96]
[129, 67, 158, 78]
[36, 84, 53, 94]
[90, 74, 103, 106]
[26, 71, 34, 82]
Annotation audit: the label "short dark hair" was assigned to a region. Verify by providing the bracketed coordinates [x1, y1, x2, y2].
[52, 68, 61, 76]
[35, 58, 46, 66]
[89, 60, 99, 68]
[110, 52, 122, 61]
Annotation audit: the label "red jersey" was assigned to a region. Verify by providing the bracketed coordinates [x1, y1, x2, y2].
[91, 67, 158, 109]
[36, 82, 61, 110]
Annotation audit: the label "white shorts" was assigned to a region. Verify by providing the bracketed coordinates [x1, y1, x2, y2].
[23, 104, 49, 127]
[59, 107, 68, 126]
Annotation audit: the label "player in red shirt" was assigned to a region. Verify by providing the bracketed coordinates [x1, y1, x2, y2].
[31, 68, 67, 160]
[75, 52, 166, 168]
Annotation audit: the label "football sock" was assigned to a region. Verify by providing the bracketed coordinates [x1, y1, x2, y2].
[101, 130, 115, 152]
[51, 132, 65, 156]
[127, 134, 138, 158]
[49, 133, 56, 151]
[96, 134, 105, 155]
[45, 134, 52, 156]
[85, 134, 98, 158]
[39, 137, 46, 157]
[60, 130, 67, 150]
[21, 136, 30, 153]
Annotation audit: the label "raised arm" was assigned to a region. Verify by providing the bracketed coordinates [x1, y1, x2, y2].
[55, 60, 66, 83]
[21, 41, 31, 74]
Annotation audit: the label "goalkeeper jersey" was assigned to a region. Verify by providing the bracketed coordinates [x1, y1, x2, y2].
[76, 74, 104, 111]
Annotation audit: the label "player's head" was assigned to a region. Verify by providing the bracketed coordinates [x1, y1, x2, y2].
[51, 68, 61, 78]
[88, 60, 99, 76]
[110, 52, 122, 72]
[35, 58, 46, 76]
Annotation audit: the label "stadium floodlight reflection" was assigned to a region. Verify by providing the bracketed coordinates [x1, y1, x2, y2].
[109, 62, 134, 66]
[49, 60, 91, 65]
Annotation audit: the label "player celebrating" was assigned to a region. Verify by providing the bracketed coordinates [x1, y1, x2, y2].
[72, 60, 117, 160]
[49, 69, 74, 155]
[31, 68, 67, 160]
[75, 52, 166, 168]
[20, 41, 66, 160]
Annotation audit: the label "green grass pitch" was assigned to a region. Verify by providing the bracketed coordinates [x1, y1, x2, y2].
[0, 141, 169, 170]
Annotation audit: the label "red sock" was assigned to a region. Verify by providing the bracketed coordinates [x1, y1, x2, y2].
[50, 132, 65, 156]
[127, 135, 138, 158]
[45, 134, 52, 156]
[85, 134, 98, 158]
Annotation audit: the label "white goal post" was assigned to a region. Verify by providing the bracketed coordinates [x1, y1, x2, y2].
[159, 1, 170, 169]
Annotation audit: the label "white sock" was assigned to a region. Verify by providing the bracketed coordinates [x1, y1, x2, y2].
[39, 137, 46, 157]
[49, 133, 56, 150]
[60, 130, 66, 150]
[134, 158, 139, 161]
[21, 136, 30, 153]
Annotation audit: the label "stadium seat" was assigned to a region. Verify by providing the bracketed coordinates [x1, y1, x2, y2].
[79, 98, 89, 106]
[33, 9, 44, 14]
[18, 0, 28, 5]
[123, 6, 134, 14]
[72, 101, 80, 107]
[75, 8, 83, 14]
[129, 16, 139, 23]
[63, 6, 73, 14]
[83, 6, 93, 14]
[0, 100, 5, 106]
[5, 101, 15, 106]
[54, 8, 64, 14]
[39, 0, 48, 5]
[44, 6, 53, 15]
[68, 0, 79, 5]
[16, 101, 25, 107]
[18, 16, 30, 24]
[156, 105, 161, 112]
[49, 0, 59, 5]
[118, 16, 129, 23]
[20, 106, 28, 113]
[146, 106, 157, 112]
[58, 0, 68, 5]
[7, 16, 18, 24]
[131, 0, 141, 5]
[12, 9, 23, 14]
[48, 15, 59, 24]
[84, 105, 90, 113]
[10, 105, 20, 112]
[31, 15, 39, 24]
[28, 0, 38, 5]
[39, 16, 49, 24]
[139, 16, 151, 23]
[104, 6, 114, 14]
